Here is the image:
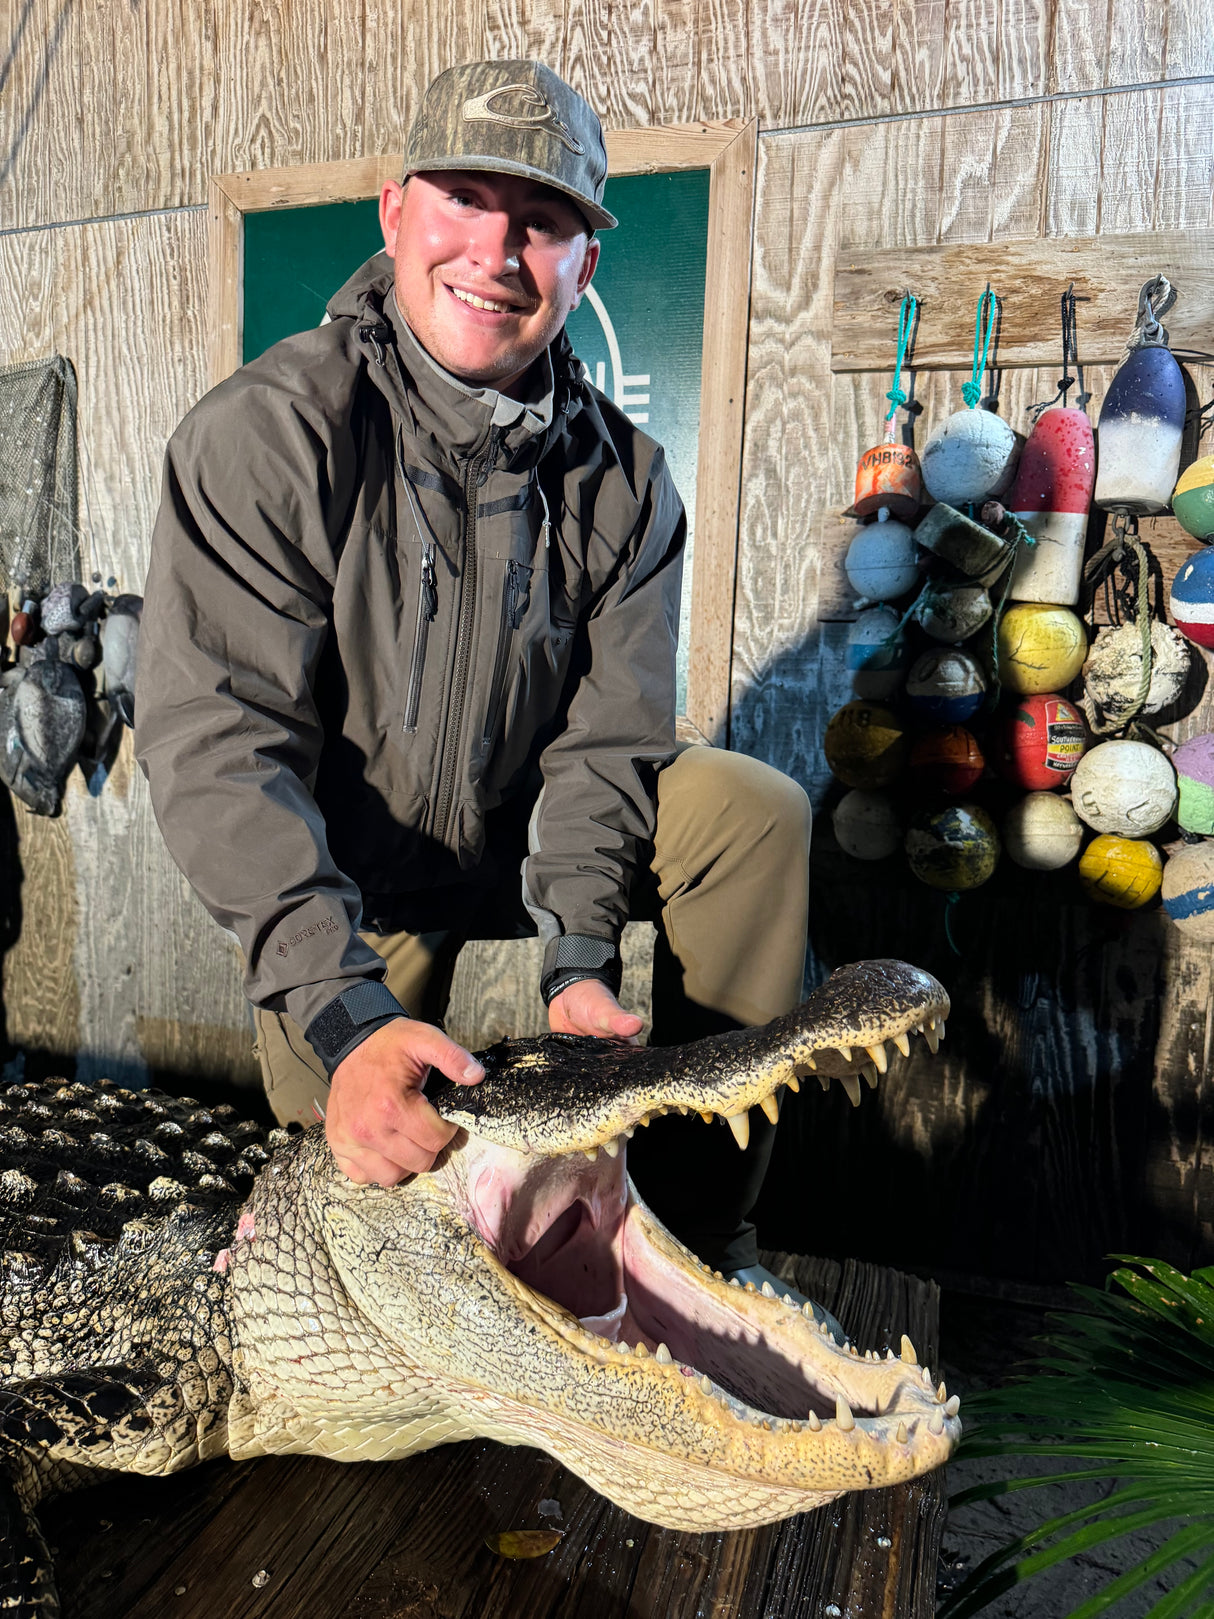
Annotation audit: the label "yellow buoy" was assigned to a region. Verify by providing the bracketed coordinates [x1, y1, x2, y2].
[1078, 835, 1163, 909]
[997, 603, 1087, 695]
[823, 701, 908, 789]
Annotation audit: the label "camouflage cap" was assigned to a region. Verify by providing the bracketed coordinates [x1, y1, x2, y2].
[404, 60, 618, 232]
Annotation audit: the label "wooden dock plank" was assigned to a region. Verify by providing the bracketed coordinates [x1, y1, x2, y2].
[42, 1254, 943, 1618]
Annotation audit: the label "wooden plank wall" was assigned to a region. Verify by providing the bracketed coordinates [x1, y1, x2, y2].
[1, 0, 1212, 1280]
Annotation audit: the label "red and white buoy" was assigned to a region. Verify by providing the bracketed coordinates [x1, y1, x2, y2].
[1007, 407, 1095, 606]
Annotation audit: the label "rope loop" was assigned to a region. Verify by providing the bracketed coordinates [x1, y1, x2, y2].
[1129, 275, 1176, 350]
[963, 286, 998, 408]
[884, 292, 918, 423]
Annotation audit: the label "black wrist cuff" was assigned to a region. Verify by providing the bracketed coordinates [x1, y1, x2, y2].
[305, 981, 408, 1075]
[540, 935, 622, 1006]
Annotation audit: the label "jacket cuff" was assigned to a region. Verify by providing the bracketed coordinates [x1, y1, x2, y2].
[540, 935, 622, 1006]
[305, 981, 408, 1075]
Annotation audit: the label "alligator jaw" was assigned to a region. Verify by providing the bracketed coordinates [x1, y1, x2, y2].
[429, 959, 950, 1157]
[318, 1115, 959, 1529]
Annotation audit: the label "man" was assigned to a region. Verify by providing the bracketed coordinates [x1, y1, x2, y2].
[136, 59, 813, 1297]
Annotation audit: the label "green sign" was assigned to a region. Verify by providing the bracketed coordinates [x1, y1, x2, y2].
[242, 169, 711, 706]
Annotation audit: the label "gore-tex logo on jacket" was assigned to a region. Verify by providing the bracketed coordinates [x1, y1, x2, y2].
[276, 917, 340, 957]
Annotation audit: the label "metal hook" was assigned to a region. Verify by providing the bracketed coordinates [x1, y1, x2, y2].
[1134, 275, 1176, 347]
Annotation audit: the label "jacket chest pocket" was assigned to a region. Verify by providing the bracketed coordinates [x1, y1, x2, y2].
[482, 557, 533, 747]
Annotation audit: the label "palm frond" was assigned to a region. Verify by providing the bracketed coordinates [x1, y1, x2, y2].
[940, 1258, 1214, 1619]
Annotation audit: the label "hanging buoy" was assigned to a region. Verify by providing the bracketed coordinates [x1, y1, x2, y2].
[1161, 843, 1214, 940]
[905, 803, 1000, 889]
[997, 603, 1087, 694]
[914, 501, 1009, 578]
[1173, 454, 1214, 542]
[1170, 549, 1214, 650]
[914, 583, 993, 644]
[832, 789, 902, 860]
[1006, 407, 1094, 606]
[853, 444, 922, 522]
[921, 410, 1020, 507]
[847, 607, 909, 700]
[905, 647, 987, 725]
[1070, 739, 1176, 835]
[1081, 621, 1192, 732]
[908, 726, 985, 797]
[823, 701, 909, 789]
[1002, 792, 1083, 870]
[1170, 733, 1214, 835]
[1079, 835, 1164, 909]
[991, 693, 1087, 790]
[844, 513, 921, 601]
[1094, 277, 1186, 516]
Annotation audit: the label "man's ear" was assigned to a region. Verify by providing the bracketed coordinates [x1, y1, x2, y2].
[380, 179, 405, 254]
[571, 237, 600, 310]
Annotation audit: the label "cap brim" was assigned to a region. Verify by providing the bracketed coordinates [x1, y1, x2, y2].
[404, 153, 618, 231]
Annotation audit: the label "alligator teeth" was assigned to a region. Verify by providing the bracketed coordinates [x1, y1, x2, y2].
[819, 1321, 832, 1336]
[894, 1031, 911, 1057]
[923, 1026, 940, 1054]
[896, 1420, 909, 1443]
[700, 1111, 714, 1124]
[699, 1375, 713, 1395]
[729, 1277, 742, 1288]
[761, 1280, 776, 1298]
[945, 1395, 960, 1417]
[634, 1342, 649, 1358]
[886, 1348, 896, 1361]
[807, 1410, 822, 1431]
[759, 1093, 780, 1125]
[802, 1302, 815, 1319]
[622, 1126, 636, 1140]
[603, 1138, 620, 1158]
[655, 1342, 673, 1364]
[725, 1112, 750, 1151]
[817, 1074, 831, 1093]
[787, 1075, 801, 1092]
[836, 1045, 852, 1063]
[745, 1281, 757, 1292]
[783, 1294, 796, 1308]
[840, 1075, 862, 1108]
[862, 1064, 880, 1089]
[922, 1366, 934, 1388]
[929, 1409, 944, 1435]
[805, 1055, 817, 1071]
[835, 1397, 855, 1432]
[901, 1334, 917, 1364]
[583, 1149, 598, 1162]
[865, 1042, 888, 1074]
[937, 1381, 947, 1402]
[638, 1114, 651, 1126]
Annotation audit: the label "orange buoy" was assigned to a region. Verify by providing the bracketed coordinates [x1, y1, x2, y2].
[852, 442, 922, 523]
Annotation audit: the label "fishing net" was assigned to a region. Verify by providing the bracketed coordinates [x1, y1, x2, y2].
[0, 355, 82, 597]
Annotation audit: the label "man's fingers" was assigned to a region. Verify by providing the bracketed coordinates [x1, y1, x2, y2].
[407, 1024, 485, 1086]
[331, 1143, 422, 1185]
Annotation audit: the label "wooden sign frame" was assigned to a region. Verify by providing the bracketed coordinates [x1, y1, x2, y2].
[206, 120, 758, 745]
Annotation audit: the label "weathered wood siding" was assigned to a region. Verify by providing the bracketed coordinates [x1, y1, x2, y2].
[1, 0, 1212, 1279]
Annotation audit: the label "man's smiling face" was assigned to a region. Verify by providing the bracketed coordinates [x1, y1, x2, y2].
[381, 170, 600, 395]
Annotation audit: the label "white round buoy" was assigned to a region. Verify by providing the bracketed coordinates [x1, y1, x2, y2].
[1070, 739, 1177, 836]
[1162, 843, 1214, 941]
[847, 606, 909, 700]
[920, 408, 1021, 507]
[832, 789, 902, 860]
[905, 648, 987, 725]
[844, 515, 921, 602]
[914, 583, 992, 644]
[1081, 621, 1192, 732]
[1002, 792, 1084, 870]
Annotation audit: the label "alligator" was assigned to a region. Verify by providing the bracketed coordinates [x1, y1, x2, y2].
[0, 958, 957, 1615]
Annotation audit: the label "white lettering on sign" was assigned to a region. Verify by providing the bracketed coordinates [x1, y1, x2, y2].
[583, 285, 652, 425]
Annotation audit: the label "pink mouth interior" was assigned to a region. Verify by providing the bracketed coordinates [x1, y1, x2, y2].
[468, 1146, 838, 1420]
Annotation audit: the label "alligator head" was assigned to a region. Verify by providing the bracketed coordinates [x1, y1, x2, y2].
[228, 959, 958, 1530]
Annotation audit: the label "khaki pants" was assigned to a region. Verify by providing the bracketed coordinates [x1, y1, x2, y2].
[253, 745, 811, 1270]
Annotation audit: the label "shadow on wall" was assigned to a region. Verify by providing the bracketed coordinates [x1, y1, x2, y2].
[735, 624, 1206, 1290]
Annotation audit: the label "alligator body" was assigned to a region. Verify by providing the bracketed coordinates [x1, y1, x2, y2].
[0, 960, 957, 1615]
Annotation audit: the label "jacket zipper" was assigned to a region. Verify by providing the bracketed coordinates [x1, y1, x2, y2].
[434, 427, 501, 846]
[402, 541, 436, 734]
[482, 559, 524, 747]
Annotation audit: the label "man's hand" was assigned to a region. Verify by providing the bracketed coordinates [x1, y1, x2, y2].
[325, 1018, 484, 1186]
[548, 978, 643, 1041]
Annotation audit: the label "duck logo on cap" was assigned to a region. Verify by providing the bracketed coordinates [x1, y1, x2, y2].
[461, 84, 585, 155]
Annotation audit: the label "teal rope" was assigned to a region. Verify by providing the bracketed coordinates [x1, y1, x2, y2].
[961, 286, 998, 408]
[884, 292, 918, 421]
